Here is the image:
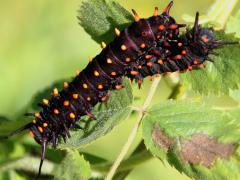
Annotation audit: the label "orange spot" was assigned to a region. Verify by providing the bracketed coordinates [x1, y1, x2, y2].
[98, 84, 103, 89]
[140, 43, 146, 48]
[89, 57, 93, 62]
[38, 126, 43, 133]
[181, 50, 187, 55]
[178, 42, 183, 47]
[184, 69, 189, 73]
[158, 59, 163, 64]
[130, 71, 138, 75]
[54, 109, 59, 114]
[63, 82, 68, 88]
[198, 64, 205, 69]
[53, 88, 59, 96]
[63, 100, 70, 106]
[83, 83, 88, 89]
[115, 85, 122, 90]
[201, 35, 209, 43]
[125, 57, 131, 62]
[101, 42, 107, 48]
[87, 97, 91, 101]
[175, 55, 182, 60]
[188, 66, 193, 70]
[159, 24, 165, 30]
[69, 112, 75, 119]
[94, 70, 100, 76]
[107, 58, 112, 64]
[156, 74, 160, 77]
[42, 99, 49, 105]
[121, 45, 127, 51]
[35, 112, 40, 118]
[43, 123, 48, 127]
[115, 28, 120, 36]
[145, 55, 153, 59]
[76, 69, 80, 76]
[29, 131, 34, 137]
[101, 96, 108, 101]
[132, 9, 140, 22]
[148, 76, 153, 81]
[193, 60, 198, 65]
[111, 72, 117, 76]
[147, 62, 153, 67]
[169, 24, 178, 29]
[153, 7, 158, 16]
[32, 119, 37, 124]
[72, 93, 79, 99]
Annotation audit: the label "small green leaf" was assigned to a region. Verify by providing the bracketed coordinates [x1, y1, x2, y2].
[58, 79, 133, 149]
[54, 149, 90, 180]
[78, 0, 133, 43]
[142, 99, 240, 179]
[226, 10, 240, 38]
[181, 31, 240, 95]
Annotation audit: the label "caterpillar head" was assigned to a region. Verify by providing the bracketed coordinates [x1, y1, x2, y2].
[185, 12, 237, 60]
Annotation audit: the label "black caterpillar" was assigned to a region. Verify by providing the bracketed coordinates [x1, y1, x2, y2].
[0, 1, 236, 179]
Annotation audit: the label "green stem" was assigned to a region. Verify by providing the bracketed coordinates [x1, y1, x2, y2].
[92, 150, 152, 174]
[105, 77, 162, 180]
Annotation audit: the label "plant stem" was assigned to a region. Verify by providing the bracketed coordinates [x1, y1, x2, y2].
[92, 150, 152, 173]
[105, 77, 161, 180]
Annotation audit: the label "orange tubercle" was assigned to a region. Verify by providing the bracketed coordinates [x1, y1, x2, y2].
[107, 58, 112, 64]
[115, 85, 122, 90]
[94, 70, 100, 76]
[69, 112, 76, 119]
[72, 93, 79, 99]
[159, 24, 165, 30]
[98, 84, 103, 89]
[83, 83, 88, 89]
[125, 57, 131, 62]
[121, 45, 127, 51]
[63, 100, 70, 106]
[140, 43, 146, 48]
[38, 126, 43, 133]
[54, 109, 60, 114]
[111, 72, 117, 76]
[130, 70, 138, 75]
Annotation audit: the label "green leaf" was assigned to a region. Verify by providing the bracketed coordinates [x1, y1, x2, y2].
[0, 156, 54, 176]
[142, 99, 240, 179]
[78, 0, 133, 43]
[54, 149, 90, 180]
[58, 79, 133, 149]
[181, 31, 240, 95]
[226, 10, 240, 38]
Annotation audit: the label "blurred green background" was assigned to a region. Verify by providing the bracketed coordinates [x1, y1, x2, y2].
[0, 0, 239, 179]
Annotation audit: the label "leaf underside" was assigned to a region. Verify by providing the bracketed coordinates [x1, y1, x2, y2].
[142, 100, 240, 179]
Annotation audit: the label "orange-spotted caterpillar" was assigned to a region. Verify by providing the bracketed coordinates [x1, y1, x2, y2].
[0, 1, 236, 179]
